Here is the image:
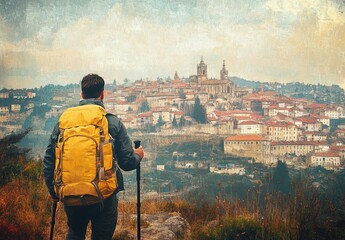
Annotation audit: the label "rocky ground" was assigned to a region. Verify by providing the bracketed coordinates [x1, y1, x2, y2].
[47, 204, 190, 240]
[114, 212, 190, 240]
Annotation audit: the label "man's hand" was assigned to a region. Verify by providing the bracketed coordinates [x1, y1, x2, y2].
[134, 146, 144, 159]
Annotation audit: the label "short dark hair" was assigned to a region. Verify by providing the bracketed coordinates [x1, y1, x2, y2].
[81, 74, 105, 99]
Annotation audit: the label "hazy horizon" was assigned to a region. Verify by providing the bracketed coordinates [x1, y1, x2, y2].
[1, 0, 344, 90]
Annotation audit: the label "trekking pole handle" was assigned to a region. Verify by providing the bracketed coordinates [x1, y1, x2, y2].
[134, 140, 141, 149]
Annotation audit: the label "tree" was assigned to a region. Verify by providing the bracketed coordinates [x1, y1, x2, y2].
[156, 115, 165, 128]
[32, 104, 51, 118]
[44, 116, 58, 131]
[179, 116, 186, 128]
[172, 116, 178, 128]
[126, 95, 136, 102]
[112, 79, 117, 91]
[22, 116, 33, 130]
[181, 101, 193, 116]
[272, 160, 292, 195]
[193, 96, 207, 124]
[0, 129, 31, 184]
[139, 100, 150, 113]
[178, 89, 186, 99]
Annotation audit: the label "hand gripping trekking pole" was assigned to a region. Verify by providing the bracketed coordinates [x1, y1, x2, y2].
[134, 140, 141, 240]
[50, 201, 57, 240]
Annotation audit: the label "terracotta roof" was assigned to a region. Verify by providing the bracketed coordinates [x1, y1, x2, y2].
[173, 111, 184, 115]
[275, 113, 289, 118]
[303, 131, 327, 135]
[271, 141, 314, 146]
[267, 122, 296, 127]
[268, 106, 290, 110]
[312, 151, 340, 157]
[232, 116, 252, 121]
[310, 114, 330, 119]
[146, 92, 177, 97]
[121, 118, 134, 122]
[103, 98, 117, 103]
[297, 117, 319, 123]
[137, 111, 152, 118]
[103, 90, 113, 96]
[135, 98, 147, 103]
[294, 98, 313, 103]
[330, 145, 345, 151]
[325, 108, 338, 111]
[308, 141, 328, 146]
[304, 103, 326, 109]
[225, 135, 267, 141]
[238, 120, 263, 125]
[115, 100, 130, 105]
[251, 113, 265, 119]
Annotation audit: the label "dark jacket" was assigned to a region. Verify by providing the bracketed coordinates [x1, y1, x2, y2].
[43, 99, 141, 199]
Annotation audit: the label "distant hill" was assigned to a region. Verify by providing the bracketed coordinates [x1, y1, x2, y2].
[230, 76, 345, 104]
[230, 76, 261, 88]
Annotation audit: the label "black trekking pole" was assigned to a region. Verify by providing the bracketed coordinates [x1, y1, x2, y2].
[50, 201, 58, 240]
[134, 140, 141, 240]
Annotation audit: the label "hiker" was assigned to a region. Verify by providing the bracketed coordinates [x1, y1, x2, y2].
[43, 74, 144, 240]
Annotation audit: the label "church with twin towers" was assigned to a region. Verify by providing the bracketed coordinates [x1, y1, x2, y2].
[189, 57, 235, 99]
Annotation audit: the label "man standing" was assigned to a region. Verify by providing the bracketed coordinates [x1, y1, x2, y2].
[43, 74, 144, 239]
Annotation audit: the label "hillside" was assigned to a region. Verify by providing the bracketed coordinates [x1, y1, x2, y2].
[230, 76, 345, 103]
[1, 131, 345, 239]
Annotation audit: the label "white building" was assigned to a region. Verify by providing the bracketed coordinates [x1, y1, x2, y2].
[324, 106, 344, 120]
[10, 104, 21, 112]
[210, 164, 245, 175]
[237, 120, 264, 134]
[0, 106, 10, 113]
[311, 152, 341, 168]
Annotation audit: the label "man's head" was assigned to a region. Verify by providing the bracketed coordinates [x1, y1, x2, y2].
[81, 74, 105, 100]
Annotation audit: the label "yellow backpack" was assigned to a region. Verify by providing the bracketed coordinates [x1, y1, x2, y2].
[54, 104, 117, 206]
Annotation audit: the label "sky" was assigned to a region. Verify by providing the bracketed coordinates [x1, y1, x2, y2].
[0, 0, 344, 90]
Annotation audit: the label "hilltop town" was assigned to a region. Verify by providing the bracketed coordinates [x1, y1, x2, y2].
[1, 58, 345, 172]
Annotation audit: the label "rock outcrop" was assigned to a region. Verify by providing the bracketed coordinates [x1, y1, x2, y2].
[114, 212, 190, 240]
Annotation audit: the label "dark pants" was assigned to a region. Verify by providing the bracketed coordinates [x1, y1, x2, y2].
[64, 194, 118, 240]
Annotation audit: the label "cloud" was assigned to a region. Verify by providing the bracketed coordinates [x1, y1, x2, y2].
[256, 0, 345, 85]
[0, 0, 344, 90]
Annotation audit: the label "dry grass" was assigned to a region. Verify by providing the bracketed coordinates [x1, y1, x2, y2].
[0, 178, 51, 239]
[1, 160, 344, 240]
[1, 179, 345, 240]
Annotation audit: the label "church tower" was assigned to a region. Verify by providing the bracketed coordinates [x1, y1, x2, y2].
[220, 60, 228, 80]
[197, 56, 207, 84]
[174, 71, 180, 80]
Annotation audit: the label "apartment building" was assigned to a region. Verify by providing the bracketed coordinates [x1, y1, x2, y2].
[136, 111, 153, 129]
[311, 152, 341, 168]
[237, 120, 264, 134]
[266, 122, 298, 141]
[270, 141, 314, 156]
[224, 134, 271, 163]
[295, 117, 323, 132]
[268, 106, 290, 117]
